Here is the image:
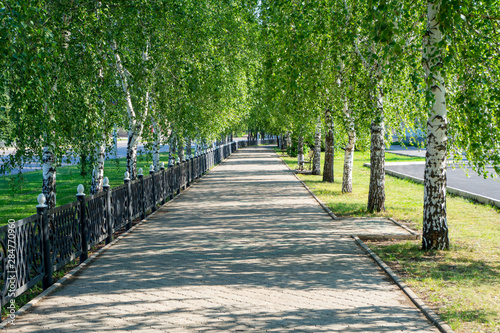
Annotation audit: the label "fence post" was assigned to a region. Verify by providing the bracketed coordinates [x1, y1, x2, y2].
[160, 162, 166, 204]
[205, 149, 209, 172]
[198, 152, 201, 176]
[186, 156, 191, 187]
[124, 171, 132, 230]
[77, 184, 88, 263]
[149, 165, 156, 213]
[194, 152, 199, 179]
[36, 193, 52, 290]
[176, 158, 181, 194]
[138, 168, 145, 219]
[103, 177, 113, 245]
[190, 154, 194, 183]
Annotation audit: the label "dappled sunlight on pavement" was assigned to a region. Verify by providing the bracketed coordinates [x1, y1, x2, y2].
[12, 147, 437, 332]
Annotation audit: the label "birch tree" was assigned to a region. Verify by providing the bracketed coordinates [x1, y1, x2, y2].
[312, 117, 322, 175]
[421, 0, 449, 250]
[323, 109, 335, 182]
[1, 2, 115, 206]
[419, 0, 500, 250]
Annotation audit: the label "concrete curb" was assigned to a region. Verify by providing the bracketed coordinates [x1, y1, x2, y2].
[387, 217, 421, 239]
[364, 163, 500, 209]
[386, 151, 426, 159]
[353, 236, 455, 333]
[0, 152, 232, 329]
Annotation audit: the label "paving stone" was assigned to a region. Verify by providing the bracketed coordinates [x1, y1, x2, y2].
[9, 147, 438, 332]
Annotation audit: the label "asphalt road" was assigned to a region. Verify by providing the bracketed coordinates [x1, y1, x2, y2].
[387, 145, 500, 201]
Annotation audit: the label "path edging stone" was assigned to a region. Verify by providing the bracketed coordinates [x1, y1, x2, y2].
[387, 217, 421, 239]
[353, 235, 455, 333]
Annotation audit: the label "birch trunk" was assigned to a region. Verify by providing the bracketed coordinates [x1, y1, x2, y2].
[168, 136, 176, 166]
[323, 109, 334, 182]
[312, 117, 321, 175]
[113, 42, 147, 180]
[367, 79, 386, 212]
[113, 126, 118, 159]
[90, 140, 106, 194]
[297, 135, 304, 170]
[152, 118, 160, 172]
[342, 100, 356, 193]
[185, 138, 191, 158]
[178, 137, 185, 162]
[422, 0, 449, 250]
[42, 146, 56, 209]
[194, 141, 199, 155]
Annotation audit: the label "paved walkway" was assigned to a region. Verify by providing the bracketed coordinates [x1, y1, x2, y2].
[11, 147, 438, 332]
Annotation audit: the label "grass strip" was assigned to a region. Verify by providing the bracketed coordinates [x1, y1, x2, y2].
[1, 151, 180, 224]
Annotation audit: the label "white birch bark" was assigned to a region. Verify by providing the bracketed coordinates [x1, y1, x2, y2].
[422, 0, 449, 250]
[152, 117, 160, 172]
[312, 117, 321, 175]
[168, 135, 176, 166]
[352, 27, 387, 211]
[113, 125, 118, 159]
[42, 145, 56, 209]
[112, 42, 148, 180]
[185, 138, 191, 158]
[297, 135, 304, 170]
[194, 140, 199, 155]
[342, 99, 356, 193]
[323, 109, 335, 182]
[367, 72, 386, 212]
[178, 137, 185, 162]
[90, 139, 106, 194]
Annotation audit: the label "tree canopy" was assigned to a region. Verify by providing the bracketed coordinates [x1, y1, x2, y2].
[1, 0, 499, 250]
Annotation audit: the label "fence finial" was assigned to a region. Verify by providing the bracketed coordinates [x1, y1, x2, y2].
[77, 184, 85, 196]
[176, 157, 180, 164]
[124, 171, 130, 180]
[138, 167, 143, 176]
[37, 193, 47, 207]
[103, 177, 109, 186]
[150, 165, 154, 172]
[161, 162, 165, 169]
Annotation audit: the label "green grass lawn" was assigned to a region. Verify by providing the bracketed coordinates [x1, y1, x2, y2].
[276, 148, 500, 333]
[0, 152, 175, 224]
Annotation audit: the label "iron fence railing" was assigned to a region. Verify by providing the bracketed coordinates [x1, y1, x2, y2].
[0, 138, 276, 318]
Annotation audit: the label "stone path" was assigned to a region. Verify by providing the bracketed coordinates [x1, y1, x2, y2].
[10, 147, 438, 332]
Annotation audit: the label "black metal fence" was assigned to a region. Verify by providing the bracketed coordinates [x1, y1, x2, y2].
[0, 138, 276, 317]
